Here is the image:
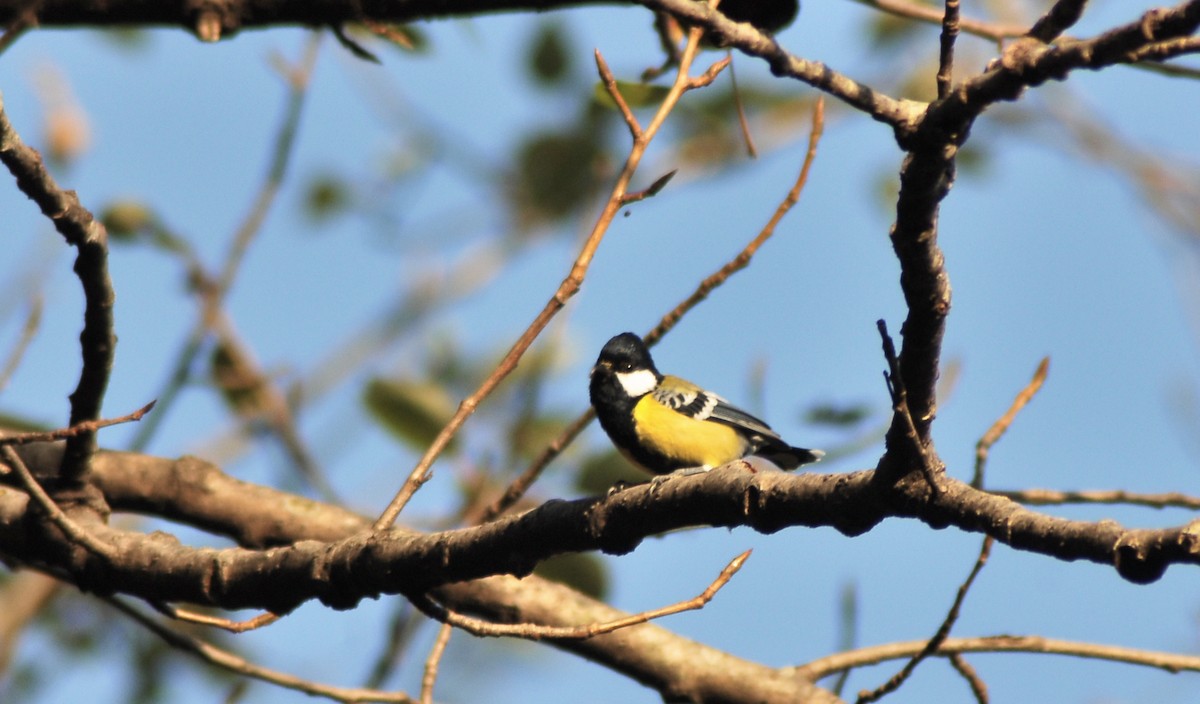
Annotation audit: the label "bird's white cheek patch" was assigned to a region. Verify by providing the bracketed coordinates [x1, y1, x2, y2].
[616, 369, 658, 397]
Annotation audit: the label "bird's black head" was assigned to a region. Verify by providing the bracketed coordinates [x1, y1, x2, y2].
[593, 332, 657, 377]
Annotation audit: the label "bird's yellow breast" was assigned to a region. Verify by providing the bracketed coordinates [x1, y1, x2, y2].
[632, 394, 746, 469]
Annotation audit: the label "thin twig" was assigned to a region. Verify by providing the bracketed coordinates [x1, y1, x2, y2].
[856, 535, 992, 703]
[130, 36, 319, 453]
[0, 445, 116, 560]
[801, 633, 1200, 679]
[372, 23, 724, 531]
[876, 320, 941, 496]
[595, 50, 642, 140]
[991, 488, 1200, 510]
[149, 602, 280, 633]
[728, 53, 758, 158]
[936, 0, 960, 99]
[413, 550, 751, 640]
[470, 98, 826, 524]
[0, 293, 41, 395]
[0, 400, 155, 447]
[419, 623, 452, 704]
[646, 97, 825, 344]
[105, 597, 417, 703]
[971, 357, 1049, 488]
[849, 0, 1200, 79]
[948, 653, 989, 704]
[831, 580, 859, 698]
[619, 169, 678, 206]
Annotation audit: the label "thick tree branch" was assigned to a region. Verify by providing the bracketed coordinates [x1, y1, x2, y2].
[5, 447, 1199, 617]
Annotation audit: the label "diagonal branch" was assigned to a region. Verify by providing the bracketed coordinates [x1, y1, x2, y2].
[372, 26, 727, 530]
[0, 91, 115, 486]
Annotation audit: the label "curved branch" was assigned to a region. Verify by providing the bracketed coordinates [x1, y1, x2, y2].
[798, 634, 1200, 680]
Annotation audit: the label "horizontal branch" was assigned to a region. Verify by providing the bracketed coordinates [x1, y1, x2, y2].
[4, 446, 1199, 617]
[797, 634, 1200, 680]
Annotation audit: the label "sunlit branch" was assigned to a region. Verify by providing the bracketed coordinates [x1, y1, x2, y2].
[149, 601, 280, 633]
[971, 357, 1049, 488]
[372, 23, 727, 530]
[800, 634, 1200, 679]
[936, 0, 960, 98]
[471, 98, 826, 523]
[412, 550, 750, 640]
[106, 597, 418, 703]
[419, 623, 452, 704]
[855, 536, 992, 703]
[0, 401, 155, 448]
[0, 445, 116, 560]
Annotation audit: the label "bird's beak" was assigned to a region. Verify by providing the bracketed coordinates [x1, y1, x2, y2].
[590, 360, 611, 377]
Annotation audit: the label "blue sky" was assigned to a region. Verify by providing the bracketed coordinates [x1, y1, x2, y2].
[2, 2, 1200, 702]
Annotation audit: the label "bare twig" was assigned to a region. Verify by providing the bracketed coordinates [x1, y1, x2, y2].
[470, 98, 826, 523]
[856, 535, 992, 703]
[0, 445, 116, 559]
[149, 602, 280, 633]
[420, 623, 452, 704]
[595, 50, 642, 140]
[853, 0, 1200, 80]
[620, 169, 678, 206]
[130, 36, 319, 453]
[0, 91, 115, 484]
[936, 0, 960, 98]
[372, 23, 726, 530]
[991, 488, 1200, 511]
[948, 653, 989, 704]
[876, 320, 941, 496]
[801, 633, 1200, 680]
[831, 580, 859, 698]
[727, 54, 758, 158]
[106, 597, 417, 703]
[0, 400, 155, 448]
[971, 357, 1049, 488]
[413, 550, 751, 640]
[0, 293, 41, 395]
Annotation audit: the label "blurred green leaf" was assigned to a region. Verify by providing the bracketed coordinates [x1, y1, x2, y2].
[515, 129, 604, 222]
[956, 143, 990, 175]
[575, 448, 643, 494]
[593, 80, 672, 110]
[209, 343, 263, 417]
[363, 377, 458, 453]
[805, 402, 873, 428]
[101, 200, 153, 240]
[533, 552, 610, 599]
[511, 413, 574, 461]
[528, 22, 572, 86]
[867, 1, 935, 49]
[346, 23, 429, 54]
[97, 28, 152, 51]
[302, 173, 352, 224]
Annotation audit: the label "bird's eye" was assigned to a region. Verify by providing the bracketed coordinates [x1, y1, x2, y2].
[619, 362, 634, 372]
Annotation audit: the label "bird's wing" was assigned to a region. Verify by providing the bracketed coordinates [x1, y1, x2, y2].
[654, 375, 782, 440]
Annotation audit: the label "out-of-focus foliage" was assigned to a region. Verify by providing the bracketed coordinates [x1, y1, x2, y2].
[533, 552, 610, 600]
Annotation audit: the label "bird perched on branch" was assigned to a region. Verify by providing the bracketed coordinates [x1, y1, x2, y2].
[589, 332, 822, 479]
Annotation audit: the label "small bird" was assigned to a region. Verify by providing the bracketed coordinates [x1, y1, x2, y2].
[589, 332, 823, 478]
